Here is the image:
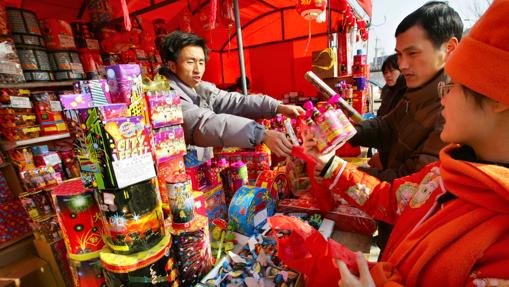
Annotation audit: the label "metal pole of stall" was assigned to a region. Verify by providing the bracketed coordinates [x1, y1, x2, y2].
[234, 0, 248, 95]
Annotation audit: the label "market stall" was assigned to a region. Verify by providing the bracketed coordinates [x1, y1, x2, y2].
[0, 0, 373, 286]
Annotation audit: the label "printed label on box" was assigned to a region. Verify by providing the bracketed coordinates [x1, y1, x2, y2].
[254, 208, 268, 227]
[85, 39, 100, 50]
[112, 153, 156, 188]
[0, 62, 22, 75]
[71, 63, 84, 73]
[10, 96, 32, 108]
[50, 100, 62, 112]
[59, 34, 76, 48]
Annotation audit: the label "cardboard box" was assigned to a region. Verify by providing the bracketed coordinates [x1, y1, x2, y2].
[0, 255, 58, 287]
[228, 186, 275, 236]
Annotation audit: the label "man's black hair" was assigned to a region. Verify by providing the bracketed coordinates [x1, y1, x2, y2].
[159, 31, 210, 63]
[395, 1, 463, 49]
[382, 54, 399, 73]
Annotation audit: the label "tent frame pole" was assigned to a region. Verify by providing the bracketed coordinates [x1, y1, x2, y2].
[234, 0, 248, 95]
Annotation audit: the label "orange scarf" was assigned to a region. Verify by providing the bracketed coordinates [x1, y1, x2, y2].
[372, 145, 509, 286]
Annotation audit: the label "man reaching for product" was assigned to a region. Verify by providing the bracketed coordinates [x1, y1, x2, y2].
[159, 31, 304, 161]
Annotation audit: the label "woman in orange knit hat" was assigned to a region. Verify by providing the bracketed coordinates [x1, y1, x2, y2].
[304, 0, 509, 286]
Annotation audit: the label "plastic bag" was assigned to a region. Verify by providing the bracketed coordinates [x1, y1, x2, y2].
[269, 215, 374, 287]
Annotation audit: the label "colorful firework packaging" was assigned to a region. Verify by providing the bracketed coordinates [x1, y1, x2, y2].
[145, 90, 183, 129]
[106, 64, 148, 124]
[166, 176, 195, 227]
[156, 156, 186, 216]
[96, 180, 165, 255]
[204, 185, 227, 225]
[51, 179, 105, 260]
[171, 220, 212, 286]
[255, 170, 290, 206]
[228, 186, 276, 236]
[229, 161, 249, 197]
[199, 234, 301, 287]
[152, 126, 186, 165]
[100, 235, 179, 287]
[69, 257, 106, 287]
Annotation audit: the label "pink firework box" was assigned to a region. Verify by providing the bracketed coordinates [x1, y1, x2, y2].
[106, 64, 142, 105]
[151, 126, 186, 165]
[60, 93, 93, 110]
[146, 90, 184, 129]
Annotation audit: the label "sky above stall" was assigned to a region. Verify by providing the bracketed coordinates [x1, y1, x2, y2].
[366, 0, 492, 63]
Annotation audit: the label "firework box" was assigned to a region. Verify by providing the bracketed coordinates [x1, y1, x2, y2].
[203, 185, 227, 225]
[151, 125, 186, 165]
[255, 170, 291, 205]
[145, 90, 183, 129]
[228, 186, 275, 236]
[0, 199, 31, 245]
[51, 179, 105, 261]
[60, 93, 93, 110]
[215, 150, 271, 180]
[84, 114, 155, 189]
[185, 160, 209, 191]
[106, 64, 148, 123]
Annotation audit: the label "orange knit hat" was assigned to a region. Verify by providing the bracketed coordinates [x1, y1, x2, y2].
[445, 0, 509, 106]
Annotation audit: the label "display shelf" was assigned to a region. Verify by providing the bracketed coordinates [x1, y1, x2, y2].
[0, 233, 33, 251]
[0, 133, 71, 151]
[0, 81, 75, 89]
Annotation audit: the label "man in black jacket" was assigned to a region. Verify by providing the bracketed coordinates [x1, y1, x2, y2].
[351, 1, 463, 182]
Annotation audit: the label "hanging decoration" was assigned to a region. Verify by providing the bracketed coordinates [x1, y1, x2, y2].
[209, 0, 218, 31]
[296, 0, 327, 21]
[179, 1, 192, 33]
[356, 19, 369, 41]
[120, 0, 131, 31]
[220, 0, 235, 53]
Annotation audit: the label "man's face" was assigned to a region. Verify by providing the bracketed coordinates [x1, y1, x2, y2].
[169, 45, 205, 88]
[396, 25, 447, 88]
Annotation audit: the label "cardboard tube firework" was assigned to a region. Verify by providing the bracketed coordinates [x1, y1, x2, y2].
[304, 71, 364, 123]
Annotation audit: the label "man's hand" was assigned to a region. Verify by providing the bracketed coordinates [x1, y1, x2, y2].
[263, 129, 293, 157]
[276, 104, 306, 118]
[337, 252, 375, 287]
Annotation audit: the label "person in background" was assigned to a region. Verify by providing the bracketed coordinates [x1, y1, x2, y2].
[377, 54, 406, 118]
[159, 31, 305, 161]
[349, 1, 463, 182]
[305, 0, 509, 285]
[227, 76, 251, 93]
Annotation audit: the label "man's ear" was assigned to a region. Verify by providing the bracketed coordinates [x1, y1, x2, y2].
[445, 37, 459, 60]
[491, 101, 509, 114]
[168, 61, 177, 74]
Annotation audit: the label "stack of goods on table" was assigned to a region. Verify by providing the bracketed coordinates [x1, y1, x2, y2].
[0, 89, 69, 140]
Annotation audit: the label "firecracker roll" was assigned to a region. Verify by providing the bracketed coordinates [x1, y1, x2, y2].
[51, 179, 105, 260]
[96, 179, 165, 255]
[69, 257, 106, 287]
[100, 235, 179, 287]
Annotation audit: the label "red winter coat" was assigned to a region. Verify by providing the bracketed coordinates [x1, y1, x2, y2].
[323, 144, 509, 286]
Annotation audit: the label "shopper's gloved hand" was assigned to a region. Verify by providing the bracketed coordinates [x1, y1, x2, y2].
[276, 104, 306, 118]
[262, 129, 293, 157]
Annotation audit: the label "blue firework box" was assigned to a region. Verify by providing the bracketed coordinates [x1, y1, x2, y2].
[228, 185, 275, 236]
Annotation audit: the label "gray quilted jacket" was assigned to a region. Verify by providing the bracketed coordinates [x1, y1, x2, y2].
[168, 74, 280, 160]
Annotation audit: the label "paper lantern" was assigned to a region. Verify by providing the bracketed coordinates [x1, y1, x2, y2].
[296, 0, 327, 21]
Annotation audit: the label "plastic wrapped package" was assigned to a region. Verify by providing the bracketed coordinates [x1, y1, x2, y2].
[0, 36, 25, 83]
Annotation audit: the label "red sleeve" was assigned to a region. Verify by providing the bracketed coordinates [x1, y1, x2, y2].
[322, 158, 440, 225]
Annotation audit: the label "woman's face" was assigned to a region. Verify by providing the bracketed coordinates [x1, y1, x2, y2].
[440, 80, 492, 145]
[383, 68, 400, 87]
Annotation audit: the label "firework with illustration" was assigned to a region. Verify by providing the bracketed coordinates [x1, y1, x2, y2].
[101, 235, 179, 287]
[228, 185, 276, 236]
[51, 179, 105, 260]
[146, 90, 183, 129]
[152, 126, 186, 165]
[166, 176, 195, 228]
[96, 180, 165, 255]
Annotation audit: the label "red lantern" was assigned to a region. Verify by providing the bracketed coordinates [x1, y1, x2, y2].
[296, 0, 327, 21]
[220, 0, 235, 28]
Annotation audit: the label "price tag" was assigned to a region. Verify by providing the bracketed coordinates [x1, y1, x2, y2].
[59, 34, 76, 49]
[50, 100, 62, 112]
[85, 39, 100, 50]
[112, 153, 156, 189]
[10, 96, 32, 108]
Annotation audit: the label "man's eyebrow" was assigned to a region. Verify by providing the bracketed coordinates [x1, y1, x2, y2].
[395, 45, 419, 53]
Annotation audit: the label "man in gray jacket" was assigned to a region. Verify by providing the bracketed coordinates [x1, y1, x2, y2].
[159, 31, 304, 161]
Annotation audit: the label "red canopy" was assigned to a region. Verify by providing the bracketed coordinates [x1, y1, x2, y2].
[4, 0, 372, 98]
